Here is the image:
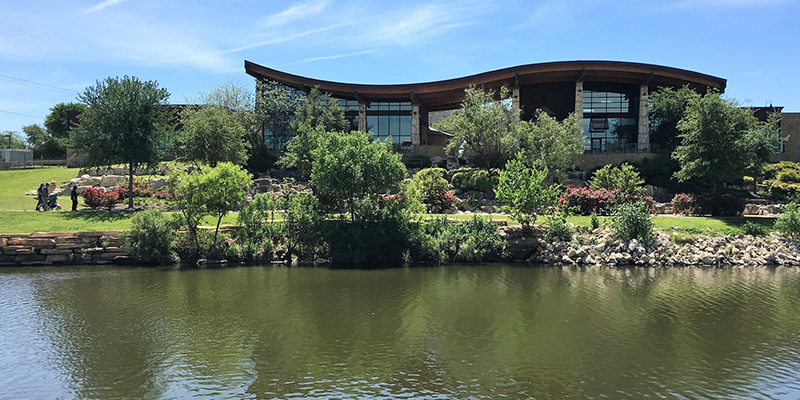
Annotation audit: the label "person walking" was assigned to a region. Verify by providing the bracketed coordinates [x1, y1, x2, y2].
[35, 183, 45, 211]
[71, 185, 79, 211]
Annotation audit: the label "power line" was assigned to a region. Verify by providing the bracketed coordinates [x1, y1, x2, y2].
[0, 73, 78, 95]
[0, 96, 52, 107]
[0, 109, 45, 120]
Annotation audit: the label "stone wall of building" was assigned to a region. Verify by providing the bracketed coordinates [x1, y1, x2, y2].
[0, 232, 128, 266]
[777, 113, 800, 163]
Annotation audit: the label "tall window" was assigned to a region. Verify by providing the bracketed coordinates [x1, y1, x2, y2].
[582, 88, 636, 153]
[365, 101, 413, 144]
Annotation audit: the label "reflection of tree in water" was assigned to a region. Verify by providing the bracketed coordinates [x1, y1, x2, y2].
[19, 266, 800, 398]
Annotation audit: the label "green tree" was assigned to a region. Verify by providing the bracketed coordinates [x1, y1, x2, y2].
[1, 131, 29, 149]
[195, 82, 270, 171]
[649, 85, 700, 151]
[673, 90, 781, 194]
[198, 162, 252, 252]
[435, 85, 519, 170]
[256, 80, 303, 151]
[22, 124, 66, 159]
[45, 102, 85, 139]
[176, 105, 250, 167]
[494, 150, 561, 229]
[279, 87, 350, 176]
[73, 76, 172, 209]
[589, 163, 646, 195]
[172, 162, 252, 256]
[518, 110, 583, 177]
[311, 131, 406, 220]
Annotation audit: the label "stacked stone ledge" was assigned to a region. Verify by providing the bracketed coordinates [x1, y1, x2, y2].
[0, 232, 129, 266]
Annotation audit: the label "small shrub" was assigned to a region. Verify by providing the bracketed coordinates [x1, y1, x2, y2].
[494, 151, 560, 229]
[610, 201, 654, 243]
[121, 210, 178, 264]
[590, 213, 601, 230]
[769, 181, 800, 200]
[283, 191, 324, 261]
[451, 169, 497, 193]
[325, 196, 423, 266]
[741, 221, 767, 237]
[670, 233, 695, 245]
[775, 202, 800, 239]
[545, 216, 573, 242]
[671, 193, 696, 214]
[422, 215, 505, 263]
[763, 161, 800, 180]
[707, 194, 745, 217]
[589, 163, 645, 195]
[407, 168, 457, 213]
[236, 193, 283, 262]
[671, 193, 744, 216]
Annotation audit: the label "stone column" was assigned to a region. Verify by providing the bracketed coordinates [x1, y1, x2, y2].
[637, 84, 650, 152]
[411, 104, 421, 146]
[574, 81, 584, 145]
[512, 86, 520, 124]
[574, 81, 584, 122]
[358, 102, 367, 133]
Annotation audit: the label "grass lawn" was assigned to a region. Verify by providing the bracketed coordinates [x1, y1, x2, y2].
[0, 167, 778, 236]
[0, 211, 241, 234]
[0, 167, 81, 211]
[411, 213, 776, 236]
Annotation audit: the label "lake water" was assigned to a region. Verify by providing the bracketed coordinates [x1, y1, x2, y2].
[2, 265, 800, 399]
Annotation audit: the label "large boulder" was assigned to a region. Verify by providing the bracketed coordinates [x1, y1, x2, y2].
[99, 175, 125, 187]
[150, 178, 166, 191]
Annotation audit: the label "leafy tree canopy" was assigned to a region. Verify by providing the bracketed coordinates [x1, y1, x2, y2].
[1, 131, 30, 149]
[177, 105, 250, 167]
[311, 131, 406, 220]
[44, 102, 85, 139]
[673, 90, 782, 194]
[518, 110, 583, 177]
[73, 75, 172, 208]
[494, 150, 561, 229]
[649, 85, 700, 151]
[435, 85, 518, 170]
[278, 86, 350, 176]
[589, 163, 646, 195]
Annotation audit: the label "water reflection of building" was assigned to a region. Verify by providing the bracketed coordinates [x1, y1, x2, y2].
[245, 60, 799, 169]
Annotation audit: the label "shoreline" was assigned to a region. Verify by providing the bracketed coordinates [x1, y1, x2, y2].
[2, 227, 799, 268]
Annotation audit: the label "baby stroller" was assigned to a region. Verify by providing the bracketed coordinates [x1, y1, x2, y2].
[48, 193, 61, 211]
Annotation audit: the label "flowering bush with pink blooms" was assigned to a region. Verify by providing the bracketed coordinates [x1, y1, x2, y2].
[558, 187, 655, 216]
[671, 193, 696, 214]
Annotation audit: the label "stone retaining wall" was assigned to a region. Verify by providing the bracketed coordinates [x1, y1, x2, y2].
[0, 232, 129, 266]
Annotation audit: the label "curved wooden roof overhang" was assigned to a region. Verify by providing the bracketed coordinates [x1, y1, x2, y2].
[245, 60, 726, 112]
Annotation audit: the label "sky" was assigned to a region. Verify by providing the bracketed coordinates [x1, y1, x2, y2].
[1, 0, 799, 133]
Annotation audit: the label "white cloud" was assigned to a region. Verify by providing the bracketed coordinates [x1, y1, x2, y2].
[261, 0, 329, 28]
[222, 23, 347, 54]
[84, 0, 128, 13]
[16, 28, 47, 40]
[282, 49, 376, 66]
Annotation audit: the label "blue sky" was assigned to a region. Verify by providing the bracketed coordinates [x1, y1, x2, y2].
[1, 0, 798, 133]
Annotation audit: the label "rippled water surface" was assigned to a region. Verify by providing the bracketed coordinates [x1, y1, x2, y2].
[2, 265, 800, 399]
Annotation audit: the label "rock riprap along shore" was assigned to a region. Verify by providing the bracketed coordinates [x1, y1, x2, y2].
[505, 226, 800, 267]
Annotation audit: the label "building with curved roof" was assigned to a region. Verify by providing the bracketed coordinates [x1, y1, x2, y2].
[245, 60, 729, 166]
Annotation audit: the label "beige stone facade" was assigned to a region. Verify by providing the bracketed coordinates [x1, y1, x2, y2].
[776, 113, 800, 162]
